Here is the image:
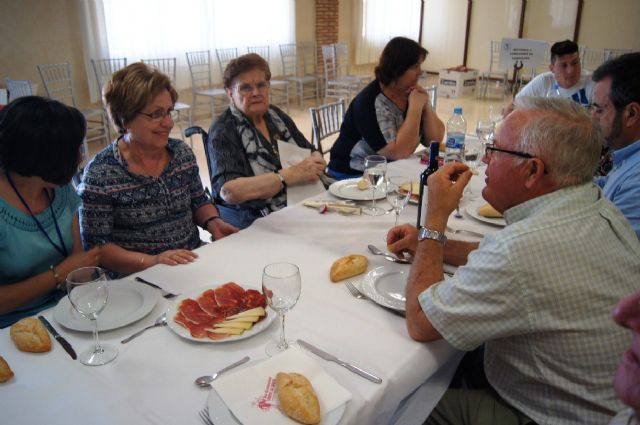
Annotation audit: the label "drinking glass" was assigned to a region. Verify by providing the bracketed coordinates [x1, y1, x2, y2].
[66, 267, 117, 366]
[489, 105, 503, 124]
[262, 262, 301, 357]
[386, 176, 412, 227]
[476, 119, 495, 144]
[362, 155, 387, 216]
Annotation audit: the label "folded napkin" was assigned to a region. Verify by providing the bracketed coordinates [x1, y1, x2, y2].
[303, 200, 361, 215]
[212, 347, 352, 425]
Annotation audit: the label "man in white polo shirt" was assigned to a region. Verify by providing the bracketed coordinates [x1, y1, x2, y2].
[517, 39, 593, 106]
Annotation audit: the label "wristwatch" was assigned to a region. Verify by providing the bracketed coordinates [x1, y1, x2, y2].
[418, 227, 447, 244]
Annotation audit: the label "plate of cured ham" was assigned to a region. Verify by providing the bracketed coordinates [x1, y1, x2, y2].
[167, 282, 274, 342]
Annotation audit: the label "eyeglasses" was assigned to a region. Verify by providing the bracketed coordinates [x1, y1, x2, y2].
[236, 81, 269, 95]
[484, 143, 535, 159]
[138, 108, 178, 122]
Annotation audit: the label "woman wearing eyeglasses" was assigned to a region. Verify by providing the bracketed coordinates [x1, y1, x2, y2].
[206, 53, 326, 229]
[78, 63, 238, 277]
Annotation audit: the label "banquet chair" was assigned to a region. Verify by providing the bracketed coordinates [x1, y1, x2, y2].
[141, 57, 192, 144]
[90, 57, 127, 98]
[309, 98, 345, 156]
[215, 48, 239, 78]
[605, 48, 633, 61]
[477, 40, 509, 99]
[321, 44, 365, 104]
[280, 42, 320, 108]
[246, 45, 290, 112]
[38, 62, 110, 163]
[184, 126, 213, 186]
[580, 48, 608, 72]
[185, 50, 227, 121]
[4, 78, 33, 101]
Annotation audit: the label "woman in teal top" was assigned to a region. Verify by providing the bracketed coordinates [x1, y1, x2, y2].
[0, 96, 101, 328]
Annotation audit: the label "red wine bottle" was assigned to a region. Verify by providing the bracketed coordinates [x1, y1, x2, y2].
[416, 141, 440, 228]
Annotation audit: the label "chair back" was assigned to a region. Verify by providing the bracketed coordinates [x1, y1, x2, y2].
[91, 58, 127, 96]
[215, 48, 239, 77]
[37, 62, 77, 106]
[322, 44, 338, 81]
[142, 57, 177, 85]
[333, 43, 352, 78]
[184, 126, 213, 181]
[489, 40, 506, 73]
[5, 78, 33, 101]
[186, 50, 214, 90]
[309, 98, 345, 155]
[605, 48, 633, 61]
[299, 42, 319, 76]
[580, 48, 607, 71]
[247, 46, 270, 61]
[279, 43, 298, 77]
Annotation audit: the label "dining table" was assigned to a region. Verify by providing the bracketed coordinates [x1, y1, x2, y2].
[1, 141, 503, 425]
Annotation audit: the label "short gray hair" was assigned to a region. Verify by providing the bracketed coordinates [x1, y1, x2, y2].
[513, 96, 602, 187]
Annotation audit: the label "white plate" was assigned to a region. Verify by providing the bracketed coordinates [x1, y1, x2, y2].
[166, 287, 274, 343]
[53, 279, 159, 331]
[207, 381, 346, 425]
[465, 199, 506, 227]
[360, 266, 408, 312]
[329, 178, 386, 201]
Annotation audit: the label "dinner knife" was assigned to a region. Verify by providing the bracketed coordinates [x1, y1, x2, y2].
[297, 339, 382, 384]
[38, 316, 77, 360]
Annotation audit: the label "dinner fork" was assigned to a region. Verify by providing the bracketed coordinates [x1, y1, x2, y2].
[199, 408, 214, 425]
[345, 280, 366, 299]
[445, 226, 485, 238]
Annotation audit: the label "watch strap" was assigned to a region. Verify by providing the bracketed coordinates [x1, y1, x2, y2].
[418, 227, 447, 244]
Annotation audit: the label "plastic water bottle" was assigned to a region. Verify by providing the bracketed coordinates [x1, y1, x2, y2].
[444, 107, 467, 163]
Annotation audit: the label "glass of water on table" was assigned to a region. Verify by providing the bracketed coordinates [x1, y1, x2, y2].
[362, 155, 387, 216]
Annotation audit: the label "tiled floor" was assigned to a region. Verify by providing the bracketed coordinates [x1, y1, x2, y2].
[86, 74, 512, 190]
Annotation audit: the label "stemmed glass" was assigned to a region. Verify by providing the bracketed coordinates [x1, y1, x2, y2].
[386, 176, 412, 227]
[489, 105, 503, 124]
[262, 262, 301, 357]
[66, 267, 117, 366]
[362, 155, 387, 216]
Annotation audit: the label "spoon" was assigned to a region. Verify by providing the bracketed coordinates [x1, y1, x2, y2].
[121, 313, 167, 344]
[195, 356, 251, 388]
[368, 245, 411, 264]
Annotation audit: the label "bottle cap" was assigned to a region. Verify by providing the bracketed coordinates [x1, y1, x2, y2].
[454, 107, 463, 114]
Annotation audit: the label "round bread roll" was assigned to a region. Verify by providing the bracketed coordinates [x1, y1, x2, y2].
[330, 254, 368, 282]
[477, 203, 503, 218]
[0, 355, 13, 383]
[276, 372, 321, 424]
[356, 179, 369, 190]
[10, 317, 52, 353]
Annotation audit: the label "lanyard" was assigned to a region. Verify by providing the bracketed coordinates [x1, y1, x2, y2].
[5, 172, 69, 258]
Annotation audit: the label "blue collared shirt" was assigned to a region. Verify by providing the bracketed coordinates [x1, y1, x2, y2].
[595, 139, 640, 239]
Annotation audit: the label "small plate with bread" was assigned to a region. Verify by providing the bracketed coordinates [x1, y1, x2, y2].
[328, 178, 386, 201]
[360, 266, 408, 312]
[53, 278, 159, 331]
[465, 199, 506, 227]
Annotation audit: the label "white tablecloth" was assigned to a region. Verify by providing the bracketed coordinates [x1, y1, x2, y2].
[1, 155, 499, 425]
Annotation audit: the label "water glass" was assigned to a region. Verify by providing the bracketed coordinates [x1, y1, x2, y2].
[362, 155, 387, 216]
[386, 176, 412, 226]
[262, 262, 301, 357]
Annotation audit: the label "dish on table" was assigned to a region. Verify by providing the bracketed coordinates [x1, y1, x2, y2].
[166, 283, 274, 343]
[399, 181, 420, 204]
[360, 266, 408, 312]
[328, 178, 386, 201]
[207, 379, 347, 425]
[465, 199, 506, 227]
[54, 278, 159, 331]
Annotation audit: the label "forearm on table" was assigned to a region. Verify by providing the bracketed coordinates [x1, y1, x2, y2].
[98, 243, 157, 275]
[194, 203, 220, 226]
[421, 107, 445, 143]
[0, 271, 60, 315]
[444, 240, 479, 267]
[220, 173, 283, 204]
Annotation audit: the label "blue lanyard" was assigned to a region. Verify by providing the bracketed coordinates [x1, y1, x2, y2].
[5, 172, 69, 258]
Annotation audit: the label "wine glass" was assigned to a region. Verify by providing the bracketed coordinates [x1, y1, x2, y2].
[262, 262, 301, 357]
[476, 119, 495, 144]
[362, 155, 387, 216]
[66, 267, 118, 366]
[488, 105, 503, 124]
[386, 176, 412, 227]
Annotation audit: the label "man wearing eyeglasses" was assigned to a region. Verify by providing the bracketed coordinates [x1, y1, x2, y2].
[591, 52, 640, 239]
[387, 96, 640, 425]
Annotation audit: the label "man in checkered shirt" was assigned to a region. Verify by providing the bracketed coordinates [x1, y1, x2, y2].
[388, 97, 640, 425]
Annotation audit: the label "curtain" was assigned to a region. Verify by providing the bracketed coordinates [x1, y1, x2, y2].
[78, 0, 109, 103]
[83, 0, 295, 95]
[354, 0, 422, 65]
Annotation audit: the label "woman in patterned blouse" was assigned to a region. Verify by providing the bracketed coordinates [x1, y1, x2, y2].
[78, 63, 238, 277]
[206, 54, 326, 229]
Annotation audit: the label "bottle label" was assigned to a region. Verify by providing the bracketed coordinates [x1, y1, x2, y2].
[446, 132, 465, 149]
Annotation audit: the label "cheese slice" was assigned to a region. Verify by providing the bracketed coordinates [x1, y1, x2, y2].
[228, 307, 265, 319]
[209, 327, 245, 335]
[226, 316, 260, 323]
[214, 321, 254, 330]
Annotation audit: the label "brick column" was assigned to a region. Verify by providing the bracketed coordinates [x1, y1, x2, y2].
[315, 0, 339, 70]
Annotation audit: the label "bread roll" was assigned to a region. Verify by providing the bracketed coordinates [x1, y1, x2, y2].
[0, 355, 13, 383]
[356, 179, 369, 190]
[477, 203, 503, 218]
[10, 317, 52, 353]
[276, 372, 321, 425]
[330, 254, 368, 282]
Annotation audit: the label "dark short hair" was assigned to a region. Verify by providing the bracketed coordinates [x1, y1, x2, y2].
[550, 40, 579, 63]
[104, 62, 178, 134]
[0, 96, 86, 185]
[223, 53, 271, 89]
[375, 37, 427, 86]
[592, 52, 640, 110]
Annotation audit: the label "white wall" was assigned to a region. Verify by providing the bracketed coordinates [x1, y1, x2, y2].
[578, 0, 640, 50]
